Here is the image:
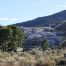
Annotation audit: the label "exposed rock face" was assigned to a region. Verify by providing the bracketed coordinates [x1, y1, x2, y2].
[21, 27, 60, 49]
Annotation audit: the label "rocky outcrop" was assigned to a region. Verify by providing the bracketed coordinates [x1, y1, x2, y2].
[21, 27, 60, 49]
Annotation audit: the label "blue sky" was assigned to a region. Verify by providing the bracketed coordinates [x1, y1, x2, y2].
[0, 0, 66, 25]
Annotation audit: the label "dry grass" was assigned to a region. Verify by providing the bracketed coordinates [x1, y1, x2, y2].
[0, 48, 65, 66]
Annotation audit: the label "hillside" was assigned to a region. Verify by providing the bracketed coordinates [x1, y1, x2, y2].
[14, 10, 66, 49]
[55, 21, 66, 31]
[15, 10, 66, 27]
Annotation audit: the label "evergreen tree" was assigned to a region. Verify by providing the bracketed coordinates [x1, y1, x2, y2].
[41, 39, 49, 50]
[0, 25, 24, 52]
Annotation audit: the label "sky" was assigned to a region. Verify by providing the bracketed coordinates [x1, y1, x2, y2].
[0, 0, 66, 25]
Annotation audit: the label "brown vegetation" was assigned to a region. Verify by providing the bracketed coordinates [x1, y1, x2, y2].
[0, 48, 65, 66]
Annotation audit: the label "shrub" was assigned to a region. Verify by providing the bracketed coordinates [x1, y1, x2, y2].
[0, 25, 24, 52]
[41, 39, 49, 50]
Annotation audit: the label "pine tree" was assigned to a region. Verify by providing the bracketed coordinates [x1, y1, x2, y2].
[41, 39, 49, 50]
[0, 25, 24, 52]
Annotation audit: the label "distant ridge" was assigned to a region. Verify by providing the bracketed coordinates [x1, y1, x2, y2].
[15, 10, 66, 27]
[55, 21, 66, 31]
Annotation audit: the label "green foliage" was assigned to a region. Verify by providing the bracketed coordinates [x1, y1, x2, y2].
[60, 40, 66, 48]
[0, 25, 24, 51]
[58, 44, 62, 49]
[41, 39, 49, 50]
